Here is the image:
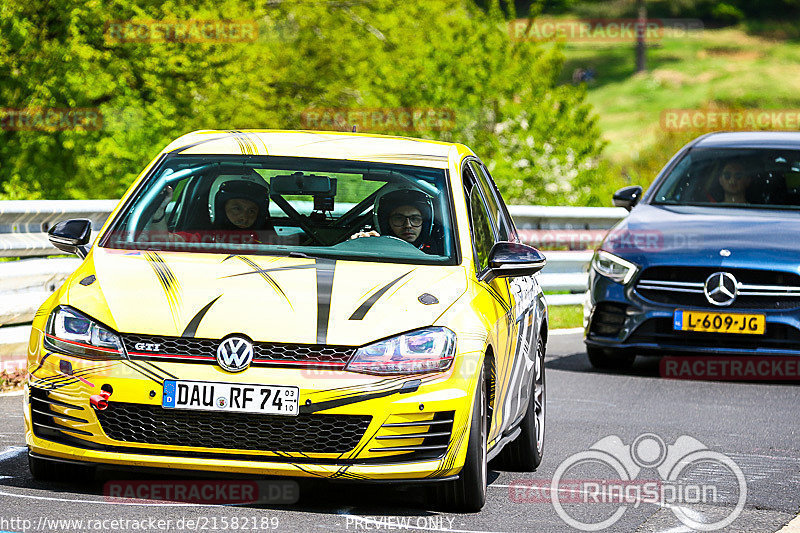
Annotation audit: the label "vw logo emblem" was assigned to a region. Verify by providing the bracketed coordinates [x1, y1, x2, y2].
[704, 272, 738, 307]
[216, 336, 254, 372]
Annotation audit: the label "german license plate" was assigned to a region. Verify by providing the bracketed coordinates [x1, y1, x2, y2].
[162, 380, 299, 416]
[673, 310, 765, 335]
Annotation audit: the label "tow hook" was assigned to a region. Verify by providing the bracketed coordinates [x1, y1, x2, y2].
[90, 384, 113, 411]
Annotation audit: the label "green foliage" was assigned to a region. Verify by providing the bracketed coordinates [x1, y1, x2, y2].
[546, 303, 583, 329]
[0, 0, 604, 207]
[564, 0, 800, 25]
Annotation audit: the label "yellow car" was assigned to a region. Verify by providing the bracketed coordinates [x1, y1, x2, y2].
[24, 130, 548, 511]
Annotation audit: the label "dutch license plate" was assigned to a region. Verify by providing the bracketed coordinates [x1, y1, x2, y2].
[673, 310, 765, 335]
[162, 380, 299, 416]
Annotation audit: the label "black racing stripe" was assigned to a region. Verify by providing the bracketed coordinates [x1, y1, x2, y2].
[145, 252, 183, 324]
[141, 360, 179, 380]
[237, 130, 258, 155]
[122, 360, 165, 385]
[42, 378, 79, 391]
[36, 364, 111, 385]
[300, 385, 403, 414]
[312, 376, 406, 396]
[171, 136, 229, 154]
[315, 259, 336, 344]
[484, 284, 511, 314]
[348, 271, 412, 321]
[181, 295, 223, 338]
[29, 353, 52, 376]
[227, 130, 246, 154]
[222, 263, 317, 279]
[236, 256, 292, 309]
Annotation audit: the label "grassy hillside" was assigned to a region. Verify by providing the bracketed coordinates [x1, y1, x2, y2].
[560, 27, 800, 161]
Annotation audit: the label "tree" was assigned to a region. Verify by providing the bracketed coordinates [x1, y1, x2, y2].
[0, 0, 605, 206]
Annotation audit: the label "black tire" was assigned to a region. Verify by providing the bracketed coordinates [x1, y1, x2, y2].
[493, 335, 546, 471]
[434, 364, 488, 512]
[29, 453, 94, 483]
[586, 346, 635, 370]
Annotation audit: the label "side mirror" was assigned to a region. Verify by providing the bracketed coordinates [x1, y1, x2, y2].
[480, 242, 547, 283]
[613, 185, 643, 211]
[48, 219, 92, 258]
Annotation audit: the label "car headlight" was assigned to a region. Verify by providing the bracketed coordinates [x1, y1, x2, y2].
[44, 306, 125, 360]
[346, 327, 456, 375]
[592, 250, 639, 284]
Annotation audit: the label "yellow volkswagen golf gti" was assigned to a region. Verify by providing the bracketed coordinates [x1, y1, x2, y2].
[24, 130, 548, 511]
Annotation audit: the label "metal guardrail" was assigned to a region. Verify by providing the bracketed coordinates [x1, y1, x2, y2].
[0, 201, 626, 364]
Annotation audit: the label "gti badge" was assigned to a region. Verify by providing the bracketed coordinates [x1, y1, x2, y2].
[704, 272, 738, 307]
[134, 342, 161, 352]
[216, 336, 254, 372]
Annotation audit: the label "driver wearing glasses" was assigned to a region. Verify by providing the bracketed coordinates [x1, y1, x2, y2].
[351, 188, 440, 254]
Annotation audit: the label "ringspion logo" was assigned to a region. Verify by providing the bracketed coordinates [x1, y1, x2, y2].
[510, 433, 746, 531]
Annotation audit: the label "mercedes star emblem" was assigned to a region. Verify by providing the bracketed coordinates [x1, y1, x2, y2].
[704, 272, 738, 307]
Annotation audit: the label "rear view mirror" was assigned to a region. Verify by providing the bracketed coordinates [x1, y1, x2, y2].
[271, 172, 337, 196]
[613, 186, 643, 211]
[480, 242, 547, 283]
[48, 219, 92, 258]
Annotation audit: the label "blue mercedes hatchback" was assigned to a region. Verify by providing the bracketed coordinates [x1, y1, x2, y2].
[585, 131, 800, 368]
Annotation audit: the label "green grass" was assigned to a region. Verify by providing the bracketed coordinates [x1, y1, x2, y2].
[560, 26, 800, 161]
[548, 304, 584, 330]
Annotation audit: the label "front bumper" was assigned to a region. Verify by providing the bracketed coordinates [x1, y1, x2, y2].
[24, 331, 479, 481]
[586, 271, 800, 357]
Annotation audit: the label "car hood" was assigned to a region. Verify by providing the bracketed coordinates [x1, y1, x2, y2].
[602, 204, 800, 271]
[67, 248, 468, 346]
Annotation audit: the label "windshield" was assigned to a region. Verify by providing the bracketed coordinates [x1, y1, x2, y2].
[101, 155, 458, 265]
[651, 147, 800, 209]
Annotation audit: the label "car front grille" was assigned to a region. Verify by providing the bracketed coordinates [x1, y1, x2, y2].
[122, 334, 355, 368]
[369, 411, 455, 461]
[96, 402, 371, 454]
[627, 318, 800, 351]
[635, 266, 800, 310]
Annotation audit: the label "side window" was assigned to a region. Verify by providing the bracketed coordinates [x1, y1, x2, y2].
[470, 161, 514, 242]
[463, 164, 495, 272]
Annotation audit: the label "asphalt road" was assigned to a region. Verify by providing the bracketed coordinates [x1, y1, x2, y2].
[0, 331, 798, 533]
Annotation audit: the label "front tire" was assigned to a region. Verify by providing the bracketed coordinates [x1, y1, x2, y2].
[493, 335, 546, 471]
[586, 345, 635, 370]
[434, 364, 488, 512]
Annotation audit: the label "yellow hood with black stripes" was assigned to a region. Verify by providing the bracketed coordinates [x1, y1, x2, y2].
[65, 248, 468, 347]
